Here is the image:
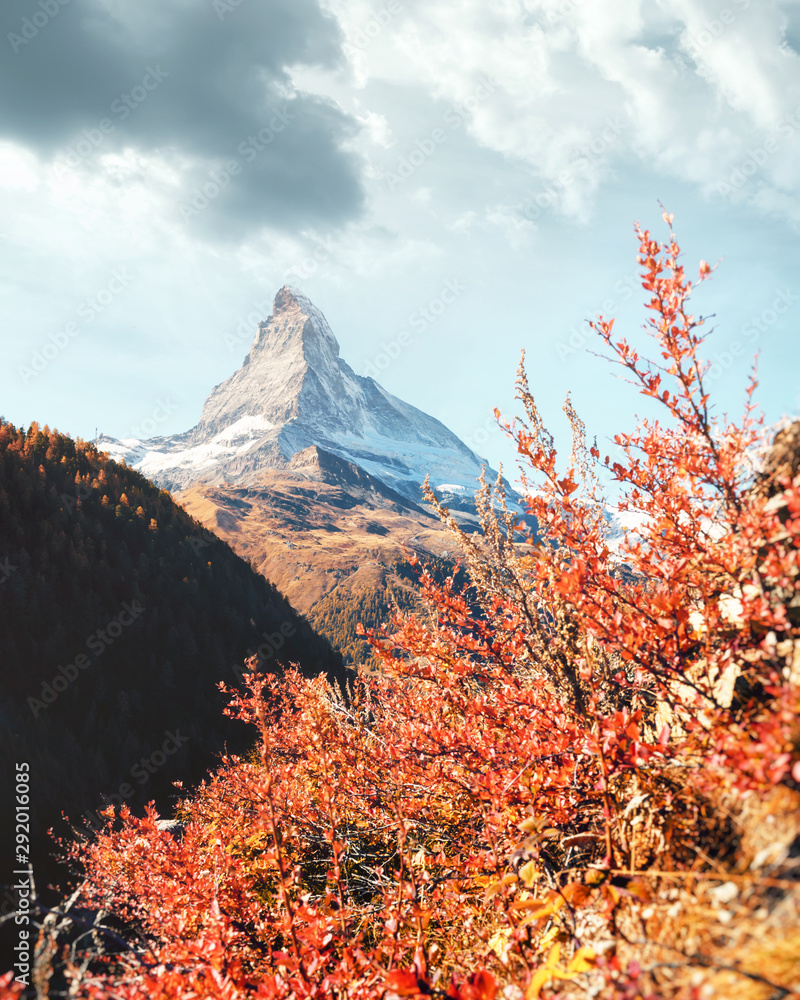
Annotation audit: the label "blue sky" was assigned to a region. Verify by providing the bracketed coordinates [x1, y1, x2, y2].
[1, 0, 799, 485]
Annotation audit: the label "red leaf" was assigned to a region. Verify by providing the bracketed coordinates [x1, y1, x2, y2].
[386, 970, 425, 995]
[470, 971, 497, 1000]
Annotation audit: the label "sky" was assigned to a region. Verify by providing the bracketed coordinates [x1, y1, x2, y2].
[1, 0, 799, 484]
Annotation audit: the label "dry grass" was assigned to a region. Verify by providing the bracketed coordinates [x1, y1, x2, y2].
[178, 471, 456, 613]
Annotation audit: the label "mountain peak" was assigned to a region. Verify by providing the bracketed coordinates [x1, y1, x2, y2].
[102, 288, 495, 503]
[272, 285, 315, 318]
[253, 286, 340, 363]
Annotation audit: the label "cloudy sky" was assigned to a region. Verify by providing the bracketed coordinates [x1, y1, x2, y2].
[1, 0, 799, 478]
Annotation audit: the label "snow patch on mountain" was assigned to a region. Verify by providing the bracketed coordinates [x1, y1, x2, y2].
[213, 414, 276, 442]
[603, 506, 650, 555]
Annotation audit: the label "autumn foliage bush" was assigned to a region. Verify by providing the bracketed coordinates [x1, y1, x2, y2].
[5, 216, 800, 999]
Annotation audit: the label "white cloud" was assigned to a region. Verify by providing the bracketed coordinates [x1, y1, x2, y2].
[485, 205, 538, 249]
[448, 211, 478, 235]
[672, 0, 794, 126]
[352, 109, 394, 149]
[326, 0, 800, 224]
[0, 143, 40, 192]
[410, 187, 433, 204]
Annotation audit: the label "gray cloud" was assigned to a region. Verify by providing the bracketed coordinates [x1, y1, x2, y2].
[1, 0, 365, 239]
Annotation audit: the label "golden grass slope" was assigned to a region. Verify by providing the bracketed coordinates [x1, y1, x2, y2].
[177, 469, 458, 615]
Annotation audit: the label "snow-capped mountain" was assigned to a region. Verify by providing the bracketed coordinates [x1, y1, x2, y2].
[100, 286, 496, 502]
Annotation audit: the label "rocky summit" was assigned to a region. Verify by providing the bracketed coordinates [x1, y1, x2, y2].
[100, 287, 494, 503]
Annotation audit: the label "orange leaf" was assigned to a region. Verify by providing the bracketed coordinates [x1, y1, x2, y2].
[386, 970, 424, 996]
[468, 970, 497, 1000]
[568, 947, 597, 973]
[562, 882, 593, 908]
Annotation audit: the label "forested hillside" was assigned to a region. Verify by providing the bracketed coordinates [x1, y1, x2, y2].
[0, 421, 346, 892]
[309, 556, 469, 667]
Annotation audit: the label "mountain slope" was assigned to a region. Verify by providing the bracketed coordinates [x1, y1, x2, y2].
[100, 286, 495, 503]
[176, 446, 460, 615]
[0, 420, 346, 890]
